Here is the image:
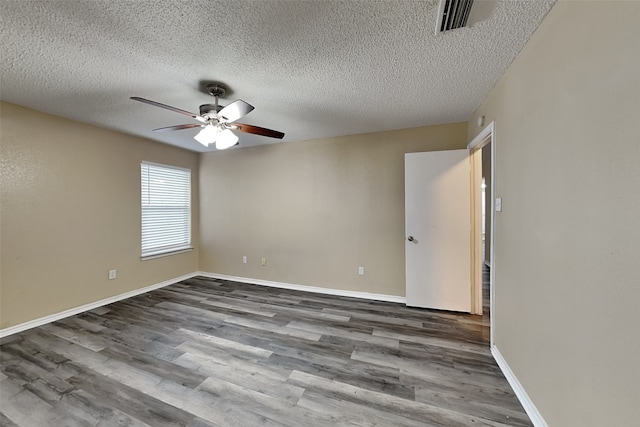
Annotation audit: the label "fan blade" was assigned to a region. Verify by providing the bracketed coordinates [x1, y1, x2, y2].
[218, 99, 254, 123]
[130, 97, 202, 120]
[233, 123, 285, 139]
[153, 124, 203, 132]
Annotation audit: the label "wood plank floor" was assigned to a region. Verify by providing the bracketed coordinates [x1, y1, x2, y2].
[0, 274, 530, 426]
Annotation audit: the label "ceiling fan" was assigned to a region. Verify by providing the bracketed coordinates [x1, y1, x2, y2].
[131, 84, 284, 150]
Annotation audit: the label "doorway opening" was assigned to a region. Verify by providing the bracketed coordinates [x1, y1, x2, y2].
[468, 122, 495, 344]
[480, 144, 492, 327]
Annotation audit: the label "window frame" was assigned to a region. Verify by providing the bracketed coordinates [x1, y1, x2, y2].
[140, 160, 193, 260]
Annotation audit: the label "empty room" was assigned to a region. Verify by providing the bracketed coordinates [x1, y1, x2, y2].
[1, 1, 638, 426]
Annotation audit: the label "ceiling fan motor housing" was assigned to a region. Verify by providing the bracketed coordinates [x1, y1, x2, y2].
[200, 104, 223, 116]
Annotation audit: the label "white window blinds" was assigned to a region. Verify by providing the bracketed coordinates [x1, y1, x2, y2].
[141, 161, 191, 258]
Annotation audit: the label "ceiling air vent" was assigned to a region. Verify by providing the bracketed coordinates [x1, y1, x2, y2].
[435, 0, 475, 34]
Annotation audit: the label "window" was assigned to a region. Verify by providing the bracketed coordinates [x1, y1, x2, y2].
[141, 161, 192, 259]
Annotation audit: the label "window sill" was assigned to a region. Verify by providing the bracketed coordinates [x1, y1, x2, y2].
[141, 247, 193, 261]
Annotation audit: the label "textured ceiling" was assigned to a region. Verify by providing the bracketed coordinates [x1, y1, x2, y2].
[0, 0, 556, 152]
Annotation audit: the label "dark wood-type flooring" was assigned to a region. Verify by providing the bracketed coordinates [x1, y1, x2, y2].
[0, 270, 530, 426]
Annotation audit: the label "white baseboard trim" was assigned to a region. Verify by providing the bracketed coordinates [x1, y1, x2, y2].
[492, 345, 548, 427]
[1, 271, 405, 338]
[196, 271, 407, 304]
[0, 272, 198, 338]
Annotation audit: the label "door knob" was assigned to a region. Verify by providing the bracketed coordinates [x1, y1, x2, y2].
[407, 236, 414, 242]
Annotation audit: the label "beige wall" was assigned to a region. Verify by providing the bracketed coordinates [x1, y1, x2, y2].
[0, 102, 200, 329]
[199, 123, 467, 297]
[469, 1, 640, 426]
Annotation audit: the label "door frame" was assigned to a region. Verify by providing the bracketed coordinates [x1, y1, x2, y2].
[467, 121, 495, 344]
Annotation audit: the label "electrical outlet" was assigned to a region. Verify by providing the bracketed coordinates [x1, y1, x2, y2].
[358, 266, 365, 275]
[261, 258, 267, 266]
[108, 269, 117, 280]
[243, 256, 247, 264]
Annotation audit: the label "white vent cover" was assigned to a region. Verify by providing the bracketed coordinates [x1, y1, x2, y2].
[435, 0, 475, 34]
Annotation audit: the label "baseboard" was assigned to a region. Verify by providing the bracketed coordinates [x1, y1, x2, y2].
[196, 271, 407, 304]
[492, 345, 548, 427]
[1, 271, 406, 338]
[0, 272, 198, 338]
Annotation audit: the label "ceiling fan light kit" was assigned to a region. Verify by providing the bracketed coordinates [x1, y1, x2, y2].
[195, 126, 238, 149]
[194, 125, 217, 147]
[215, 129, 239, 149]
[130, 83, 284, 150]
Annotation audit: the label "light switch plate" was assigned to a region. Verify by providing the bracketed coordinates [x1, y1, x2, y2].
[495, 197, 502, 212]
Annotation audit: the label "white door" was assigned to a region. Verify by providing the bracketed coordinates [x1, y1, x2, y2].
[405, 150, 471, 312]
